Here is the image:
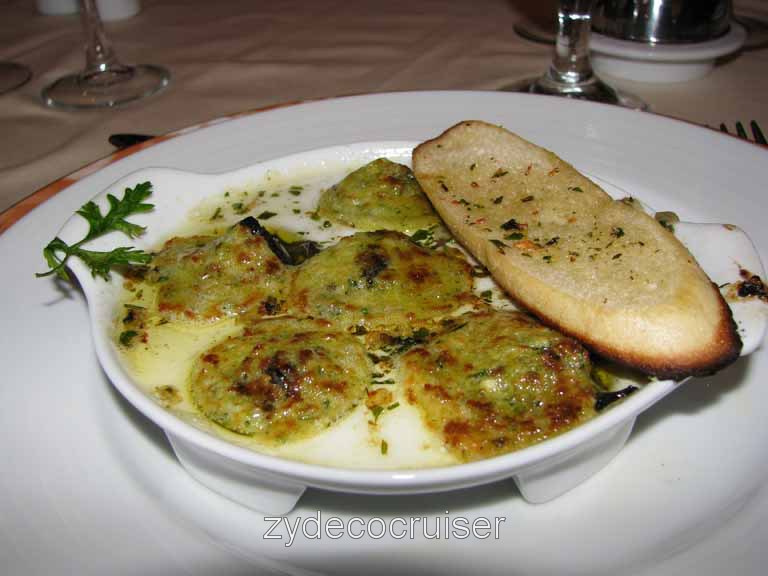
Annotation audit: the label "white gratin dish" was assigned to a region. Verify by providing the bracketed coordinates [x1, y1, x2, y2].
[57, 141, 767, 515]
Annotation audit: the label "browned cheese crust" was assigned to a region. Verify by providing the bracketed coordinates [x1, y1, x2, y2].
[412, 120, 741, 379]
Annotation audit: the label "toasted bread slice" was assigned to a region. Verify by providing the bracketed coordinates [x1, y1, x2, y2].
[413, 120, 741, 379]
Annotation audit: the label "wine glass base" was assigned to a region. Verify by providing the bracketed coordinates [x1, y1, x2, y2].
[0, 62, 32, 95]
[42, 64, 170, 110]
[501, 75, 647, 111]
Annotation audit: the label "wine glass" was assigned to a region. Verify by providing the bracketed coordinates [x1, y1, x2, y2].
[42, 0, 169, 109]
[0, 62, 32, 95]
[503, 0, 646, 110]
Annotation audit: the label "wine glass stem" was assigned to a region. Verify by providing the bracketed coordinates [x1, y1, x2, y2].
[549, 0, 596, 86]
[80, 0, 120, 75]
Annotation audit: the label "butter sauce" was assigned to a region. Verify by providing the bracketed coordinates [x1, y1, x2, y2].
[116, 161, 457, 469]
[115, 159, 645, 469]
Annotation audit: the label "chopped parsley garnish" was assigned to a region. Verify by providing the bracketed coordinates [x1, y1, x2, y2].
[521, 195, 534, 202]
[611, 227, 625, 238]
[232, 202, 247, 214]
[288, 185, 303, 196]
[119, 330, 139, 346]
[381, 440, 389, 455]
[210, 207, 223, 221]
[500, 218, 522, 231]
[37, 181, 154, 281]
[257, 211, 277, 220]
[569, 186, 583, 193]
[658, 219, 675, 233]
[370, 405, 384, 421]
[410, 228, 436, 247]
[440, 319, 468, 334]
[504, 232, 524, 241]
[492, 168, 508, 178]
[480, 289, 493, 302]
[383, 327, 431, 354]
[493, 196, 504, 204]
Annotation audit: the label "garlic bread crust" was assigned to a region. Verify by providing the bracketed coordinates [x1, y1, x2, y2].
[413, 120, 741, 379]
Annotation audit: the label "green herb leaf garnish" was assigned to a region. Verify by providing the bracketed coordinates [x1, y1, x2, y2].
[371, 405, 384, 422]
[410, 227, 439, 248]
[37, 182, 154, 281]
[500, 218, 522, 231]
[658, 219, 675, 233]
[119, 330, 139, 347]
[410, 228, 433, 244]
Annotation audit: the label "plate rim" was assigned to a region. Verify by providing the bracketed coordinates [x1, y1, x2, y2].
[4, 89, 766, 237]
[6, 89, 768, 574]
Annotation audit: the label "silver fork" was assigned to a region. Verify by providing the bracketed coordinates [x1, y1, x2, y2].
[719, 121, 767, 145]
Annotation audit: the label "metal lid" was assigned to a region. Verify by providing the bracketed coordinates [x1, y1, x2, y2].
[592, 0, 732, 44]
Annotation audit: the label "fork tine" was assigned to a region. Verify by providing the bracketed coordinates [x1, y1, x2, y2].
[751, 121, 767, 145]
[736, 121, 748, 140]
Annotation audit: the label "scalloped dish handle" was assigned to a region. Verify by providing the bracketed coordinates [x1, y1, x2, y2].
[675, 222, 767, 356]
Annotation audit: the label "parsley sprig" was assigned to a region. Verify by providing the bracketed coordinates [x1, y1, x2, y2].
[37, 182, 155, 281]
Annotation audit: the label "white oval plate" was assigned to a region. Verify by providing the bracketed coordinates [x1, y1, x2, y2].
[2, 91, 768, 575]
[57, 140, 765, 515]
